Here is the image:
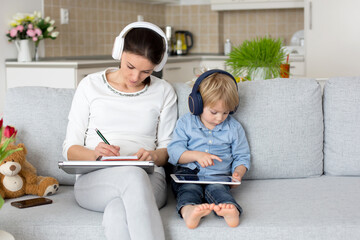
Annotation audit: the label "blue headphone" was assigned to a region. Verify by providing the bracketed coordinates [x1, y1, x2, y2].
[188, 69, 238, 115]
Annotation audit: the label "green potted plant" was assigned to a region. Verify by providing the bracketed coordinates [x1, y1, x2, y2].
[226, 36, 287, 81]
[0, 118, 22, 209]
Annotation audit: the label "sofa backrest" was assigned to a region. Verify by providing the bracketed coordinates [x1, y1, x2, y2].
[173, 78, 324, 180]
[323, 77, 360, 176]
[3, 78, 329, 185]
[3, 87, 76, 185]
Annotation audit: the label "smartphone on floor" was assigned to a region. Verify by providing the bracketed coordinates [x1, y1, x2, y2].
[11, 197, 53, 209]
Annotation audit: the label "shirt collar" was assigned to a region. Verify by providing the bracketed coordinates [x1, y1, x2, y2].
[191, 114, 230, 132]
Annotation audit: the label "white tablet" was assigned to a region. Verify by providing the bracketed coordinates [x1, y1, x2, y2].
[58, 160, 154, 174]
[170, 174, 241, 185]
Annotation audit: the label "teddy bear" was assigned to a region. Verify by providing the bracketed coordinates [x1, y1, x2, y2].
[0, 143, 59, 199]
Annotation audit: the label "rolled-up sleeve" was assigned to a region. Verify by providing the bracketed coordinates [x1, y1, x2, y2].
[167, 115, 190, 166]
[231, 122, 251, 173]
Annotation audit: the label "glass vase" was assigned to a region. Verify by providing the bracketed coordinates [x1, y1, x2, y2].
[34, 44, 39, 61]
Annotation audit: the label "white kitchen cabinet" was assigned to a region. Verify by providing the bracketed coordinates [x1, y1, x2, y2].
[211, 0, 304, 11]
[5, 60, 118, 89]
[200, 60, 226, 71]
[163, 56, 228, 83]
[304, 0, 360, 78]
[289, 61, 305, 77]
[6, 67, 77, 88]
[163, 61, 200, 83]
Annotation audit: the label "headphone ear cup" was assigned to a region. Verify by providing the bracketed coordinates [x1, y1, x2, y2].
[194, 92, 203, 115]
[188, 91, 203, 115]
[230, 104, 238, 114]
[188, 93, 196, 115]
[112, 36, 124, 60]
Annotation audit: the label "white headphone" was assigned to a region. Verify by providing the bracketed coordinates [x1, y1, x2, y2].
[112, 21, 168, 72]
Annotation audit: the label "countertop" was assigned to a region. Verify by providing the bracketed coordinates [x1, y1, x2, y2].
[5, 53, 304, 68]
[5, 54, 229, 68]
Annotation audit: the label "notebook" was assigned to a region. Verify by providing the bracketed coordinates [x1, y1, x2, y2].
[58, 160, 154, 174]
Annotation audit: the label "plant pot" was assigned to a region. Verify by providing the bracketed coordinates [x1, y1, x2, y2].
[15, 39, 32, 62]
[251, 67, 267, 80]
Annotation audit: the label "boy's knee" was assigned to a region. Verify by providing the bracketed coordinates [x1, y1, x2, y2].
[206, 183, 228, 192]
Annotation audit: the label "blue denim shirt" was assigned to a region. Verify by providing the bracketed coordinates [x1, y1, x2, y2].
[168, 113, 250, 175]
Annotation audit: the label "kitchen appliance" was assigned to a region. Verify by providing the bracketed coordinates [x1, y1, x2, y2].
[165, 26, 176, 55]
[175, 30, 193, 55]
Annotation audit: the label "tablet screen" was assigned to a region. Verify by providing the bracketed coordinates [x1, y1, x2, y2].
[171, 174, 240, 185]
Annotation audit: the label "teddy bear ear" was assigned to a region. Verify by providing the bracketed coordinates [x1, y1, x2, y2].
[17, 143, 27, 155]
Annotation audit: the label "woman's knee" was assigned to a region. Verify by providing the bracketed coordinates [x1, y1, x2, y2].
[149, 172, 167, 208]
[98, 166, 150, 189]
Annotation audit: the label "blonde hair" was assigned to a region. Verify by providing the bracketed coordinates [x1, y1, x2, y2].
[199, 73, 239, 112]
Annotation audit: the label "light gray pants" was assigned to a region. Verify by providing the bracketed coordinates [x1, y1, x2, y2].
[74, 166, 166, 240]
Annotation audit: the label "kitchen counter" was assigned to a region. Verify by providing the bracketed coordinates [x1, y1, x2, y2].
[5, 53, 306, 89]
[5, 52, 304, 68]
[5, 54, 228, 68]
[5, 57, 119, 69]
[5, 54, 229, 88]
[168, 54, 228, 63]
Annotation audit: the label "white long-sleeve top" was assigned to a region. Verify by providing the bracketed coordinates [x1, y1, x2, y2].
[62, 68, 178, 176]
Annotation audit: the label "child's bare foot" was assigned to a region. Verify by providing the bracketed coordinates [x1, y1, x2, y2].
[214, 203, 240, 227]
[181, 203, 215, 229]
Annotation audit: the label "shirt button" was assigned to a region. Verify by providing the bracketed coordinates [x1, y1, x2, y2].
[208, 140, 212, 144]
[208, 131, 212, 134]
[205, 149, 208, 152]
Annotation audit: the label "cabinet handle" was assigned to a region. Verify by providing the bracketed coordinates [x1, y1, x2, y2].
[309, 1, 312, 30]
[165, 67, 181, 71]
[290, 66, 296, 69]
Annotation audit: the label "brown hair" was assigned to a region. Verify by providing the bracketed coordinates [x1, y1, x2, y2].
[123, 28, 165, 66]
[199, 73, 239, 112]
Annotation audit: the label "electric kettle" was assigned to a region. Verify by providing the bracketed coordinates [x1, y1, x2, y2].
[175, 30, 193, 55]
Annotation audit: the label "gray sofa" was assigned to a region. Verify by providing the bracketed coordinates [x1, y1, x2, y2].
[1, 77, 360, 240]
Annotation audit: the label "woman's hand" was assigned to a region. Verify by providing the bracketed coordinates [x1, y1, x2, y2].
[194, 151, 222, 168]
[135, 148, 158, 162]
[94, 142, 120, 158]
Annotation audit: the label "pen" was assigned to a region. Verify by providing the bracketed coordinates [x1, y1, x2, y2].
[95, 128, 111, 145]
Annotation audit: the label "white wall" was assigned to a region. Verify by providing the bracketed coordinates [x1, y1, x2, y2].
[0, 0, 42, 116]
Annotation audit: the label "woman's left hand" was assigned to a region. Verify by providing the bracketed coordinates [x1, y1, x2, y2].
[135, 148, 158, 162]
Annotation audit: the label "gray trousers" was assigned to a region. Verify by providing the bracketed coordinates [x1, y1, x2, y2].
[74, 166, 166, 240]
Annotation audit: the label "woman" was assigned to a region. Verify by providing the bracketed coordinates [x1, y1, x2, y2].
[62, 22, 177, 240]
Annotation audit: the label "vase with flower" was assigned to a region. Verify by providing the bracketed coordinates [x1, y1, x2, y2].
[6, 13, 34, 62]
[30, 11, 59, 61]
[0, 118, 22, 209]
[6, 11, 59, 62]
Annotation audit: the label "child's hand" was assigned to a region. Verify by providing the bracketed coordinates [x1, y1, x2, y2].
[231, 165, 247, 188]
[194, 152, 222, 168]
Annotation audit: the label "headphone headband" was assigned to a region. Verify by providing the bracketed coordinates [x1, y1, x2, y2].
[112, 21, 168, 72]
[188, 69, 238, 115]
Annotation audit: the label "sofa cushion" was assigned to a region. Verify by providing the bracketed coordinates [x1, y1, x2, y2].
[173, 79, 324, 180]
[161, 176, 360, 240]
[3, 87, 76, 185]
[235, 79, 324, 179]
[0, 186, 105, 240]
[323, 77, 360, 176]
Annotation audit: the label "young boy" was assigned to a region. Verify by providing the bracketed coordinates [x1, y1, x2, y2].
[167, 69, 250, 229]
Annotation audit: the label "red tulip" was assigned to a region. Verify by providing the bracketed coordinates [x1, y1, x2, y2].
[4, 126, 17, 138]
[0, 118, 3, 129]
